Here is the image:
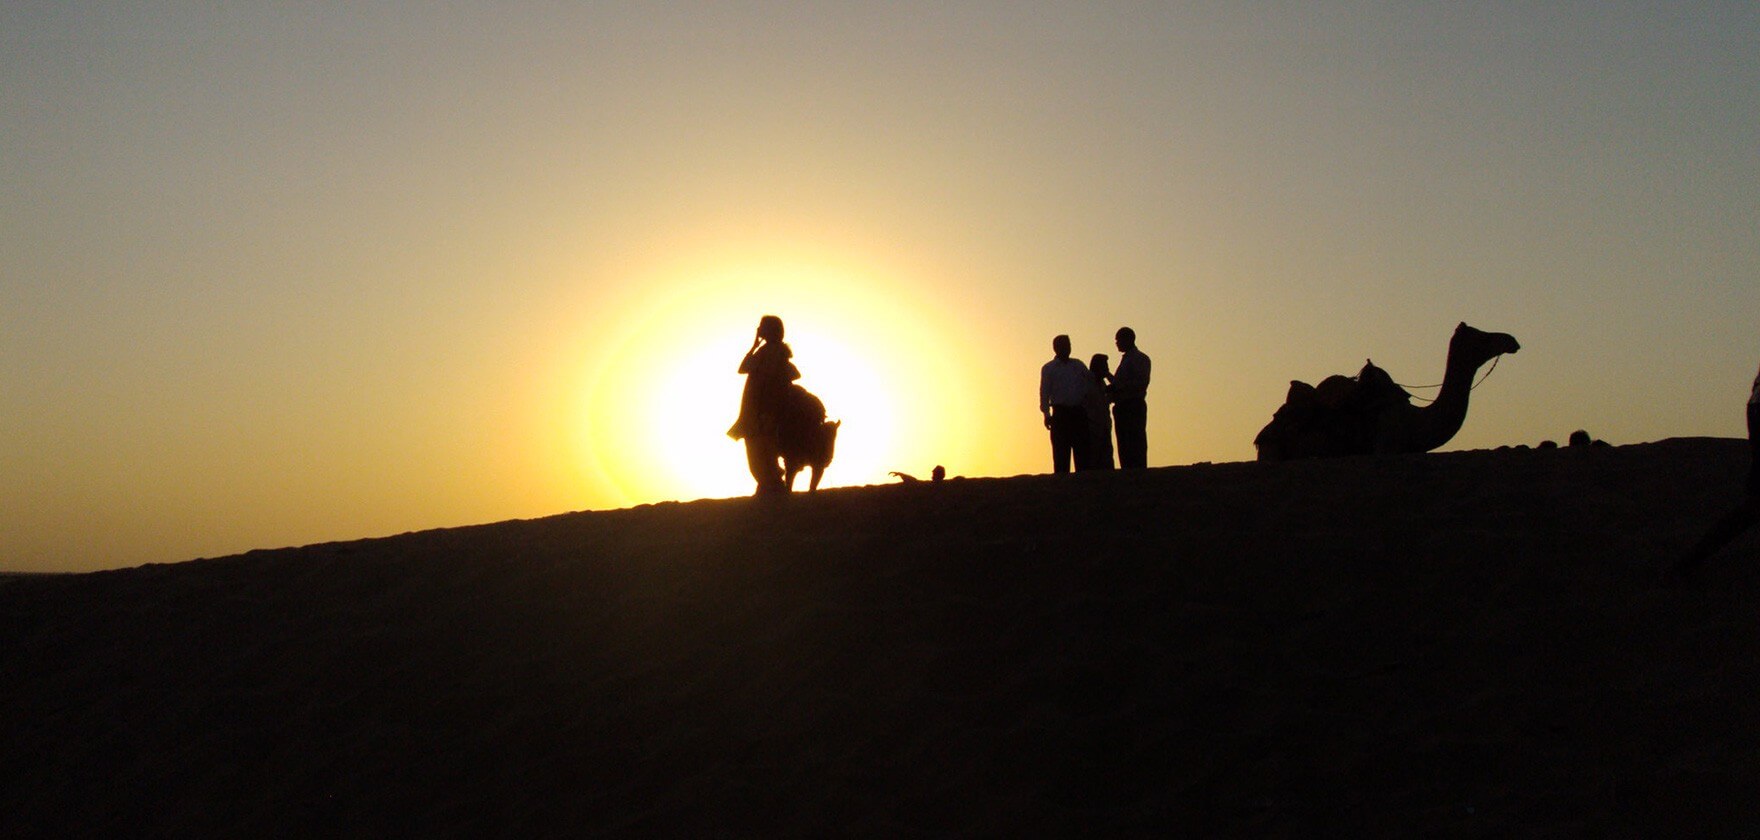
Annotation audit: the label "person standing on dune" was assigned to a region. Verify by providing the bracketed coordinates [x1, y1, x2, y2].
[1111, 327, 1152, 469]
[1040, 334, 1091, 474]
[1084, 353, 1116, 470]
[1668, 362, 1760, 580]
[728, 315, 800, 495]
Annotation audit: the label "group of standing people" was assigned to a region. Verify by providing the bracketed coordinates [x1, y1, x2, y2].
[1039, 327, 1152, 473]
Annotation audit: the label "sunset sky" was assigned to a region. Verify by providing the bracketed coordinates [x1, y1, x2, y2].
[5, 3, 1757, 572]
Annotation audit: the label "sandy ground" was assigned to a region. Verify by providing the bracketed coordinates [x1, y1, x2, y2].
[3, 438, 1758, 837]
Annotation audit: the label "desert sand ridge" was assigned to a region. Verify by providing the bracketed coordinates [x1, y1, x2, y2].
[3, 438, 1758, 835]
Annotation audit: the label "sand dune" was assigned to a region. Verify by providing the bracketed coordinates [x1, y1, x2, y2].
[3, 438, 1758, 836]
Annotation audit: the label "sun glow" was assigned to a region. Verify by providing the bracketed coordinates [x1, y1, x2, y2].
[574, 256, 973, 506]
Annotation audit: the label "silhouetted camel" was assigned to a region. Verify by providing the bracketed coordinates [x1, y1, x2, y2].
[1254, 322, 1520, 461]
[779, 385, 839, 492]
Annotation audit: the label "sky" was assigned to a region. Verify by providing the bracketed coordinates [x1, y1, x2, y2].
[4, 2, 1757, 572]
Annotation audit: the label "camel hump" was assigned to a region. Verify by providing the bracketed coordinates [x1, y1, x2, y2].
[1354, 360, 1411, 407]
[789, 384, 826, 421]
[1313, 375, 1357, 408]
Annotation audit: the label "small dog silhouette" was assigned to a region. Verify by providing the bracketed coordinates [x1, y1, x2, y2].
[889, 465, 946, 484]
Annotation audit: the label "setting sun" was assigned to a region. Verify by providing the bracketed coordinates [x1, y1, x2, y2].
[574, 254, 972, 505]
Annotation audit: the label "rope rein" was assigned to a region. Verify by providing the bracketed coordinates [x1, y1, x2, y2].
[1394, 354, 1504, 405]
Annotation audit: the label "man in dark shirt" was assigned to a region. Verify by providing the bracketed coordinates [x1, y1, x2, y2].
[1111, 327, 1152, 469]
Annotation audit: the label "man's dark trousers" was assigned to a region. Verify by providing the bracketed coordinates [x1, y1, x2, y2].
[1113, 399, 1147, 469]
[1050, 405, 1089, 474]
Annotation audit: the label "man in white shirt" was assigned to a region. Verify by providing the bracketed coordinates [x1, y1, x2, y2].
[1040, 334, 1092, 473]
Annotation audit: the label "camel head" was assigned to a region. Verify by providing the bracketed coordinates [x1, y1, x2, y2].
[1451, 322, 1520, 370]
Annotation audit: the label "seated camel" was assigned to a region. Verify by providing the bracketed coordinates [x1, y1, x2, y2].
[1254, 322, 1519, 460]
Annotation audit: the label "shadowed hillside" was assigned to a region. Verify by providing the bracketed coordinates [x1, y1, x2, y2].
[4, 439, 1758, 836]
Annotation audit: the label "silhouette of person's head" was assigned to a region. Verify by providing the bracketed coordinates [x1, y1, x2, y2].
[758, 315, 785, 343]
[1115, 327, 1136, 353]
[931, 465, 945, 482]
[1053, 334, 1072, 360]
[1090, 353, 1110, 379]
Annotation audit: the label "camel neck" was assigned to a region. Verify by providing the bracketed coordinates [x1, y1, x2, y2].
[1412, 339, 1485, 452]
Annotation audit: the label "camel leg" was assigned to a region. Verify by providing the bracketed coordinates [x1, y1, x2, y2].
[783, 461, 800, 492]
[809, 465, 823, 492]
